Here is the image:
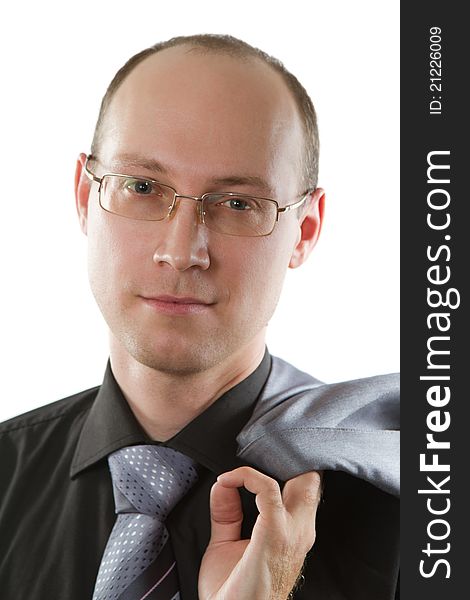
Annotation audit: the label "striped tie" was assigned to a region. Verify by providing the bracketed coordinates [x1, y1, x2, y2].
[92, 445, 199, 600]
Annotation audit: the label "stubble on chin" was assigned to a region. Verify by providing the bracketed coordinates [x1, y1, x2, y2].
[115, 315, 238, 376]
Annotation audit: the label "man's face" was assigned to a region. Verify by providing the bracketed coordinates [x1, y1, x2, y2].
[77, 46, 323, 374]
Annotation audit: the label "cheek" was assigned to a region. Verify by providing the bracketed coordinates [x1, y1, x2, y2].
[221, 232, 294, 315]
[257, 228, 299, 303]
[86, 211, 144, 302]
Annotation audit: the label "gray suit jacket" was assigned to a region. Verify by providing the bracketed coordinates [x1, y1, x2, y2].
[237, 355, 400, 497]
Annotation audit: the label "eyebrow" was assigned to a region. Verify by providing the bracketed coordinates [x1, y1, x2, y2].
[110, 154, 169, 175]
[209, 175, 274, 196]
[109, 153, 275, 196]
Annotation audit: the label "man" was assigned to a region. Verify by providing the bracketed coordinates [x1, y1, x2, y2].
[0, 34, 399, 599]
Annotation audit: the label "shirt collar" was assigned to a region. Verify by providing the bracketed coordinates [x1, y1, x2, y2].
[70, 349, 271, 479]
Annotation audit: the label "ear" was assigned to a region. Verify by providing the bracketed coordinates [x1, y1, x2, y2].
[289, 188, 325, 269]
[74, 152, 92, 235]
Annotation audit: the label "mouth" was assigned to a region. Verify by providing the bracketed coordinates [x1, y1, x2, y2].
[139, 295, 214, 316]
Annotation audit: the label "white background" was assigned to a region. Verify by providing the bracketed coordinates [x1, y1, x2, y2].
[0, 0, 399, 421]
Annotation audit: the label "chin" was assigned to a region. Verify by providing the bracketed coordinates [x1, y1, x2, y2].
[121, 328, 233, 376]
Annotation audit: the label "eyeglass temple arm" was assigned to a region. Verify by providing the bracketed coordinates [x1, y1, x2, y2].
[84, 156, 102, 184]
[277, 189, 314, 215]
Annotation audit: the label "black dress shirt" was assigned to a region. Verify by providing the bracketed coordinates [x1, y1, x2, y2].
[0, 350, 399, 600]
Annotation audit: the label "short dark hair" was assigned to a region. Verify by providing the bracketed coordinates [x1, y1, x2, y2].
[91, 33, 319, 192]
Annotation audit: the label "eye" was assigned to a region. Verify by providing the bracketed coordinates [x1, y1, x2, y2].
[124, 178, 159, 195]
[221, 197, 254, 211]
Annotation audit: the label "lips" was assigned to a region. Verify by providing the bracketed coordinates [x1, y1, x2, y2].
[139, 294, 213, 315]
[148, 295, 211, 305]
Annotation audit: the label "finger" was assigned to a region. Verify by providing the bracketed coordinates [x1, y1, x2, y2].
[282, 470, 323, 521]
[217, 466, 284, 517]
[208, 479, 244, 544]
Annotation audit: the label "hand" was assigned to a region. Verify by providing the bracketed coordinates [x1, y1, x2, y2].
[198, 466, 322, 600]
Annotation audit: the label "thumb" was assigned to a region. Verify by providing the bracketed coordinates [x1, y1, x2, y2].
[208, 478, 244, 544]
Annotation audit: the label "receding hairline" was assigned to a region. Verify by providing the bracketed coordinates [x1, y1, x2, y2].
[107, 43, 297, 112]
[98, 40, 300, 129]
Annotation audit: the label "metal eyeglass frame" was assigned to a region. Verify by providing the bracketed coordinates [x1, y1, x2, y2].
[84, 155, 313, 237]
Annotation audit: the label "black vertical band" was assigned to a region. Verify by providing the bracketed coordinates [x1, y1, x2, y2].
[401, 2, 468, 597]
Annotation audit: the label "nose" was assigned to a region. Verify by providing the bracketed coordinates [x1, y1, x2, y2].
[152, 197, 210, 271]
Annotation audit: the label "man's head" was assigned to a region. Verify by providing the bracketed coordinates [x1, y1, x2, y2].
[75, 34, 325, 375]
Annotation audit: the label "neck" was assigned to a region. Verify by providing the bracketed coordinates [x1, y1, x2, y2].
[109, 333, 267, 442]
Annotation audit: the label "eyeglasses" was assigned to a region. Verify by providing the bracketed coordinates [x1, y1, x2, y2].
[84, 155, 313, 237]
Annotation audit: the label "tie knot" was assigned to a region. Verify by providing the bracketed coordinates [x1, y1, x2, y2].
[108, 445, 198, 520]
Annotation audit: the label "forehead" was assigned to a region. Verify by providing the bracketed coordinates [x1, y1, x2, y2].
[99, 46, 304, 191]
